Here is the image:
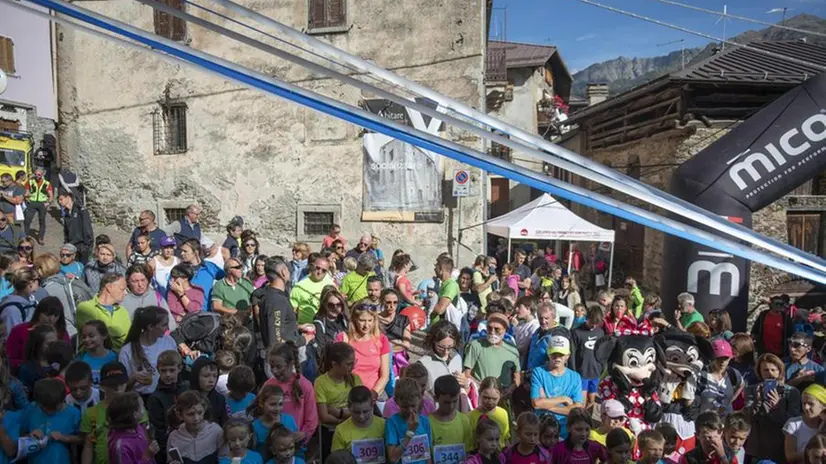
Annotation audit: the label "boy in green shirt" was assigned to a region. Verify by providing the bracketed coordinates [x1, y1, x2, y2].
[430, 375, 472, 464]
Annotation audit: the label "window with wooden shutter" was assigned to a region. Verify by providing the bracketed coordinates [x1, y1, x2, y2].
[308, 0, 347, 33]
[0, 37, 15, 75]
[153, 0, 187, 42]
[787, 212, 822, 256]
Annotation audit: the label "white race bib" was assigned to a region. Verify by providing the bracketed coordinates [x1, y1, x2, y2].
[433, 444, 465, 464]
[352, 438, 385, 464]
[402, 434, 429, 463]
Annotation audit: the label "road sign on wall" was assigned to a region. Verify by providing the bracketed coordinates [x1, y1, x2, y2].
[453, 169, 470, 197]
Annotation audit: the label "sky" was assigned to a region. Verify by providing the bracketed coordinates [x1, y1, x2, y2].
[491, 0, 826, 72]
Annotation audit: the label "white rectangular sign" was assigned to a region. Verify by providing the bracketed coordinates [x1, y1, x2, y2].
[452, 169, 470, 197]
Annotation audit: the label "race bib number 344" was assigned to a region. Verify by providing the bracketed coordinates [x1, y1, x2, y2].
[402, 435, 429, 463]
[352, 438, 385, 464]
[433, 444, 465, 464]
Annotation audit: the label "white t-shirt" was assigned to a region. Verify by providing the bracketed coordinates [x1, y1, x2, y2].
[216, 373, 229, 396]
[513, 318, 539, 355]
[784, 416, 819, 455]
[66, 387, 101, 414]
[118, 335, 178, 394]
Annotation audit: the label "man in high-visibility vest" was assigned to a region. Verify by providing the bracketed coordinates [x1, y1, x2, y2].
[24, 167, 53, 245]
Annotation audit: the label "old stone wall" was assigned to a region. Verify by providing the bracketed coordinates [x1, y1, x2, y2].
[57, 0, 485, 273]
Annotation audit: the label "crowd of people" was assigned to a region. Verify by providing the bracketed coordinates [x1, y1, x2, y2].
[0, 191, 820, 464]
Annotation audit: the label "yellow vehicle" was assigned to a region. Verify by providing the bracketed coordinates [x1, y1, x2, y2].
[0, 130, 33, 180]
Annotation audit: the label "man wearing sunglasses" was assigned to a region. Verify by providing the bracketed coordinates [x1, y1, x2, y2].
[786, 332, 825, 390]
[211, 258, 253, 317]
[0, 212, 21, 255]
[751, 295, 794, 358]
[291, 255, 334, 324]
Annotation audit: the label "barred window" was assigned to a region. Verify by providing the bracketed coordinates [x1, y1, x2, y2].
[153, 102, 188, 155]
[164, 207, 187, 224]
[303, 211, 334, 237]
[308, 0, 347, 33]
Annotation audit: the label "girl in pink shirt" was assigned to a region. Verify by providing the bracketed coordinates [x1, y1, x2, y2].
[264, 341, 318, 445]
[501, 264, 520, 296]
[165, 265, 204, 323]
[334, 302, 391, 397]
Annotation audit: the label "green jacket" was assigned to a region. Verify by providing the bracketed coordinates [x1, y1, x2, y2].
[76, 295, 131, 350]
[629, 285, 644, 319]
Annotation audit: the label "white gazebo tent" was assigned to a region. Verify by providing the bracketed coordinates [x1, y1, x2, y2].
[486, 193, 617, 285]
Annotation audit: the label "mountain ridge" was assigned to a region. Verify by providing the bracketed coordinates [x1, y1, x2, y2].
[571, 13, 826, 98]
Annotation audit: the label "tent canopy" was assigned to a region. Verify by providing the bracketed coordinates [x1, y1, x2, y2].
[486, 193, 615, 242]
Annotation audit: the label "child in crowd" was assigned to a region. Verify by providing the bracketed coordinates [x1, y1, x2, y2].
[81, 362, 132, 464]
[504, 412, 551, 463]
[512, 296, 539, 357]
[0, 388, 22, 463]
[540, 415, 561, 451]
[680, 411, 737, 464]
[729, 334, 759, 387]
[501, 264, 519, 295]
[265, 342, 317, 446]
[46, 340, 74, 393]
[331, 385, 385, 454]
[467, 376, 510, 449]
[219, 418, 262, 464]
[550, 407, 606, 463]
[214, 349, 237, 396]
[784, 384, 826, 463]
[804, 434, 826, 464]
[638, 430, 667, 464]
[107, 391, 158, 464]
[267, 424, 306, 464]
[76, 321, 117, 386]
[190, 357, 229, 426]
[430, 375, 472, 461]
[605, 428, 634, 464]
[724, 412, 751, 464]
[383, 363, 435, 418]
[467, 418, 505, 464]
[167, 391, 223, 464]
[249, 384, 298, 458]
[590, 399, 633, 447]
[23, 378, 83, 464]
[572, 303, 587, 329]
[148, 350, 187, 464]
[0, 345, 28, 410]
[785, 333, 825, 390]
[573, 305, 606, 407]
[226, 365, 257, 416]
[386, 377, 432, 464]
[18, 324, 57, 393]
[655, 423, 680, 464]
[314, 342, 362, 461]
[65, 361, 100, 413]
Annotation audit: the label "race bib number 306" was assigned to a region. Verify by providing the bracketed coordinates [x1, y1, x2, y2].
[433, 444, 465, 464]
[402, 435, 429, 463]
[352, 438, 385, 464]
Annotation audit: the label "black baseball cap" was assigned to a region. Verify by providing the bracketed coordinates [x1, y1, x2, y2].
[99, 361, 129, 387]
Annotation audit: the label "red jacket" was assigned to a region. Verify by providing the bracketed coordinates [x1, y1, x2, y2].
[6, 321, 70, 372]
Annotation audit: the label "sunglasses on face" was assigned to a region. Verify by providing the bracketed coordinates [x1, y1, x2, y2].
[244, 243, 256, 247]
[384, 300, 399, 306]
[790, 341, 809, 349]
[335, 246, 344, 250]
[489, 326, 505, 334]
[60, 253, 74, 258]
[327, 302, 343, 309]
[18, 246, 32, 251]
[228, 265, 243, 270]
[435, 343, 455, 351]
[315, 267, 330, 272]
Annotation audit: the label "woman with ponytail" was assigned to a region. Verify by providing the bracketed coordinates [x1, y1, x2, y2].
[117, 306, 176, 399]
[265, 341, 318, 446]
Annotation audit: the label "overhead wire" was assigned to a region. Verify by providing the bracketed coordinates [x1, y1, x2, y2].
[10, 0, 826, 285]
[575, 0, 826, 71]
[652, 0, 826, 38]
[202, 0, 826, 272]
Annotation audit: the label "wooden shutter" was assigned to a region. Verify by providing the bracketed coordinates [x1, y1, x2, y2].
[0, 37, 15, 75]
[309, 0, 327, 29]
[327, 0, 346, 28]
[170, 0, 186, 42]
[788, 213, 821, 255]
[154, 8, 171, 38]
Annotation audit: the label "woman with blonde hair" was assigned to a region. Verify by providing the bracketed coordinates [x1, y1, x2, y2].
[335, 301, 390, 399]
[744, 353, 801, 462]
[0, 267, 39, 337]
[555, 274, 581, 309]
[35, 253, 92, 338]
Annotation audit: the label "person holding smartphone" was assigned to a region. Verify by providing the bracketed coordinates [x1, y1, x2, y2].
[743, 353, 801, 463]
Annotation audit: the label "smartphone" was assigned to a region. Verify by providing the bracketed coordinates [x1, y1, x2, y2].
[763, 379, 778, 397]
[168, 447, 184, 464]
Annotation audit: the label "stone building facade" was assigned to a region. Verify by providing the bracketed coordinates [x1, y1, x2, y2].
[57, 0, 487, 268]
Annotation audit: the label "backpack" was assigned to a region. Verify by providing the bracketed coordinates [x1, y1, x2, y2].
[178, 312, 222, 354]
[0, 300, 30, 323]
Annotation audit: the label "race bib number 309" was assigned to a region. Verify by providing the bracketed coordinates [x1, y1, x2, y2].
[402, 435, 429, 463]
[352, 438, 385, 464]
[433, 444, 465, 464]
